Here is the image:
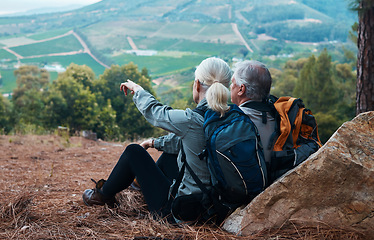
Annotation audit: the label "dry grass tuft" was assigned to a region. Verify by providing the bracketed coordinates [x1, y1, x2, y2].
[0, 193, 36, 229]
[253, 220, 367, 240]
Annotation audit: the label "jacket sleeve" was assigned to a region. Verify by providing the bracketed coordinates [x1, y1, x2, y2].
[154, 133, 181, 154]
[133, 90, 193, 138]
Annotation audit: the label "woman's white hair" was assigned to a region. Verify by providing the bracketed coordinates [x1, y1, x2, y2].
[195, 57, 232, 117]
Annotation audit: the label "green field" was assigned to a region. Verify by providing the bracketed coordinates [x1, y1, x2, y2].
[82, 21, 162, 49]
[112, 53, 205, 77]
[84, 20, 166, 38]
[0, 53, 107, 94]
[21, 53, 106, 77]
[186, 4, 231, 22]
[28, 28, 73, 41]
[144, 22, 240, 44]
[9, 34, 83, 57]
[132, 36, 245, 56]
[132, 37, 180, 51]
[0, 69, 17, 93]
[0, 49, 17, 60]
[84, 21, 242, 50]
[167, 40, 244, 55]
[1, 69, 61, 94]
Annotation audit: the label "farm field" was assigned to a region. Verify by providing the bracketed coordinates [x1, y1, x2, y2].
[0, 49, 17, 60]
[21, 53, 106, 77]
[0, 30, 108, 94]
[131, 36, 245, 55]
[0, 70, 17, 94]
[0, 53, 106, 94]
[9, 34, 83, 57]
[112, 53, 205, 77]
[82, 21, 243, 49]
[27, 28, 74, 41]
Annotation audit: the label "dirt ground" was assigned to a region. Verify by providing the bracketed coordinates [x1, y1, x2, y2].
[0, 135, 367, 240]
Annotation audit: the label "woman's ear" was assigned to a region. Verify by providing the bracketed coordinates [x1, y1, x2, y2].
[195, 80, 201, 92]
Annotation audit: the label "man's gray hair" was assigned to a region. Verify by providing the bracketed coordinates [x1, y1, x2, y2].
[233, 60, 272, 101]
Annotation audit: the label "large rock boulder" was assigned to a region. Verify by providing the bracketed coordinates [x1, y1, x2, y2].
[223, 111, 374, 236]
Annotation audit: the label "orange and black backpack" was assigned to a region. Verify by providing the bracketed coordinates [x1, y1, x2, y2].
[243, 95, 322, 185]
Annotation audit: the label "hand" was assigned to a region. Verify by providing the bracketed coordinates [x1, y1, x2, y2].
[120, 80, 143, 96]
[140, 138, 154, 150]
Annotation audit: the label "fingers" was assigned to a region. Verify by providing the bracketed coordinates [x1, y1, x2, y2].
[140, 138, 153, 150]
[120, 80, 133, 96]
[120, 79, 144, 95]
[140, 140, 148, 149]
[120, 83, 128, 96]
[120, 80, 137, 96]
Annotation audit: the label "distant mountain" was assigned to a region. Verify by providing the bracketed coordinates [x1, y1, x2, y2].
[0, 4, 85, 17]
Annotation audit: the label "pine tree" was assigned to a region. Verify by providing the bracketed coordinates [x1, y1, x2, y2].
[294, 49, 338, 113]
[314, 49, 338, 112]
[12, 66, 50, 129]
[293, 54, 316, 109]
[0, 95, 11, 133]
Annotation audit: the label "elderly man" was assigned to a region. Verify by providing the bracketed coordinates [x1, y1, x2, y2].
[230, 60, 275, 166]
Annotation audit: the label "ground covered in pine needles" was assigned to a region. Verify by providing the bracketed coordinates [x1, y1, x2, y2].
[0, 135, 367, 240]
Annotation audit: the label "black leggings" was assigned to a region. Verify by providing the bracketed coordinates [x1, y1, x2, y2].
[101, 144, 178, 215]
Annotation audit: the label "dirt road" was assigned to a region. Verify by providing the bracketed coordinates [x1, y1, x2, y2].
[2, 30, 110, 69]
[231, 23, 253, 53]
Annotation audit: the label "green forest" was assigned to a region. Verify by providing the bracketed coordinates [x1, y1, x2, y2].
[0, 47, 356, 143]
[0, 63, 159, 141]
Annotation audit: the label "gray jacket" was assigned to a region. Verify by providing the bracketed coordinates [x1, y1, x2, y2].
[239, 100, 275, 164]
[133, 90, 210, 197]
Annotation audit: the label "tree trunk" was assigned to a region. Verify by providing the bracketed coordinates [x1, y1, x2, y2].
[356, 1, 374, 115]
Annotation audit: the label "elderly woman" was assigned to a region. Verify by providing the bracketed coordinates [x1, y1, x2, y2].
[82, 57, 232, 222]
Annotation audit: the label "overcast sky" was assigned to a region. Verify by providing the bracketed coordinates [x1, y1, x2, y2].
[0, 0, 102, 15]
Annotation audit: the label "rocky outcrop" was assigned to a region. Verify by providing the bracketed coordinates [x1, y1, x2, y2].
[223, 111, 374, 236]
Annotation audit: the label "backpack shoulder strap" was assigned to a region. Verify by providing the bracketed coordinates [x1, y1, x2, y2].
[169, 145, 210, 199]
[193, 104, 208, 118]
[181, 146, 210, 195]
[241, 96, 277, 124]
[169, 155, 186, 199]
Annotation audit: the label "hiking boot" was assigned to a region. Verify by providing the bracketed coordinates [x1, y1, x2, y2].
[82, 179, 117, 207]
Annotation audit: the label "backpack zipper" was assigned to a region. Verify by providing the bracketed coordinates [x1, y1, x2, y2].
[255, 136, 266, 189]
[293, 148, 297, 166]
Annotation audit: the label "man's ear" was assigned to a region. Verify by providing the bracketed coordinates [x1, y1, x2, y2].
[238, 84, 246, 96]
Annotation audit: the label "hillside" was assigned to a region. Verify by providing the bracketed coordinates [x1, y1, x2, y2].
[0, 0, 355, 39]
[0, 0, 356, 96]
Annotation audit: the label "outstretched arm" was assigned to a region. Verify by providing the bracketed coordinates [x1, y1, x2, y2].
[121, 80, 194, 138]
